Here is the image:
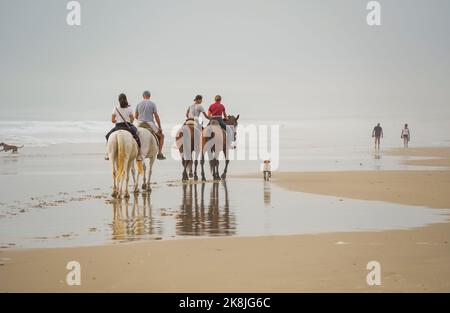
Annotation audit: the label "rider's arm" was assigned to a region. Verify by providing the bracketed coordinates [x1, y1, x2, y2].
[154, 112, 162, 132]
[223, 109, 228, 120]
[129, 113, 134, 123]
[202, 112, 210, 120]
[112, 114, 116, 124]
[186, 108, 190, 119]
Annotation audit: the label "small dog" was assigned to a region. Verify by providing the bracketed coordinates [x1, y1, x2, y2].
[0, 143, 24, 153]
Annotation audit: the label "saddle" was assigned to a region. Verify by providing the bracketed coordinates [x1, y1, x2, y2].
[209, 119, 220, 126]
[137, 122, 160, 149]
[184, 118, 196, 126]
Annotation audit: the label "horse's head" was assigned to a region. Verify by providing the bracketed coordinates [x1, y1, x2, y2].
[226, 114, 240, 142]
[0, 143, 4, 146]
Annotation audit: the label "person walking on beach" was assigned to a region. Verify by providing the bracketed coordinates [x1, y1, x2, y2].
[135, 91, 166, 160]
[263, 160, 272, 181]
[401, 124, 410, 148]
[105, 93, 142, 160]
[186, 95, 209, 128]
[372, 123, 383, 150]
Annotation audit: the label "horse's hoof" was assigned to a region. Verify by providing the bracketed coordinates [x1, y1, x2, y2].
[111, 192, 118, 198]
[221, 174, 227, 180]
[124, 193, 130, 198]
[134, 189, 139, 194]
[147, 187, 152, 192]
[142, 184, 147, 190]
[201, 177, 206, 182]
[193, 175, 198, 181]
[189, 172, 193, 178]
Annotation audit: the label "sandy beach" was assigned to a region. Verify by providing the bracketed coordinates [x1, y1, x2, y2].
[1, 147, 449, 292]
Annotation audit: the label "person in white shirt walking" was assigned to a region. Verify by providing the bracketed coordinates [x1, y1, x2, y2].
[401, 123, 411, 148]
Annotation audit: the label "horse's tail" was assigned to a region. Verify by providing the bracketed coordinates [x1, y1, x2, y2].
[136, 160, 144, 175]
[117, 132, 125, 180]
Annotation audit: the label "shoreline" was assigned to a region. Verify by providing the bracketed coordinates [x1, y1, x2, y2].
[236, 147, 450, 209]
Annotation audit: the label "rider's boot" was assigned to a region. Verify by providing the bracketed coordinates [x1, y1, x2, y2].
[157, 152, 166, 160]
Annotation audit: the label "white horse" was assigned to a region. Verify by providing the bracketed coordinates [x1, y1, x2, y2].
[107, 130, 143, 198]
[134, 127, 159, 192]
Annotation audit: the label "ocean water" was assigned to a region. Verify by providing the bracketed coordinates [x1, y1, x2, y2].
[1, 118, 449, 147]
[1, 117, 449, 172]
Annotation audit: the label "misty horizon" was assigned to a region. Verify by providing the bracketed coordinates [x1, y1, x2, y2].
[1, 0, 449, 122]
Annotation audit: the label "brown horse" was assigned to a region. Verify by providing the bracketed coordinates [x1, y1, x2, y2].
[175, 119, 203, 181]
[200, 115, 239, 181]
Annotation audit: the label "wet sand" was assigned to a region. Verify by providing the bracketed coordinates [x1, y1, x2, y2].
[261, 170, 450, 209]
[387, 147, 450, 167]
[1, 147, 450, 292]
[0, 223, 449, 292]
[238, 147, 450, 209]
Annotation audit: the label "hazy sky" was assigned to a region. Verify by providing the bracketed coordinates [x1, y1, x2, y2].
[0, 0, 449, 121]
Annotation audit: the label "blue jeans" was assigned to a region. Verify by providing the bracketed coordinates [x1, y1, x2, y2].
[105, 122, 141, 147]
[211, 117, 227, 131]
[211, 117, 233, 144]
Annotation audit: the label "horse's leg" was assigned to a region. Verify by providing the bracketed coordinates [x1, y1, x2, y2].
[193, 160, 199, 181]
[147, 156, 156, 192]
[118, 167, 124, 199]
[188, 159, 193, 178]
[131, 165, 139, 194]
[111, 163, 118, 198]
[214, 159, 220, 180]
[142, 160, 147, 191]
[221, 160, 229, 180]
[182, 157, 189, 181]
[209, 160, 215, 180]
[124, 161, 132, 198]
[221, 145, 229, 179]
[200, 154, 206, 182]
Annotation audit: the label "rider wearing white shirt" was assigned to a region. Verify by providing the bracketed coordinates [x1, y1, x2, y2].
[186, 95, 209, 127]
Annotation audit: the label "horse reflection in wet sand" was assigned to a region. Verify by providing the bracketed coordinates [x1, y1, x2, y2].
[111, 193, 160, 241]
[177, 182, 236, 236]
